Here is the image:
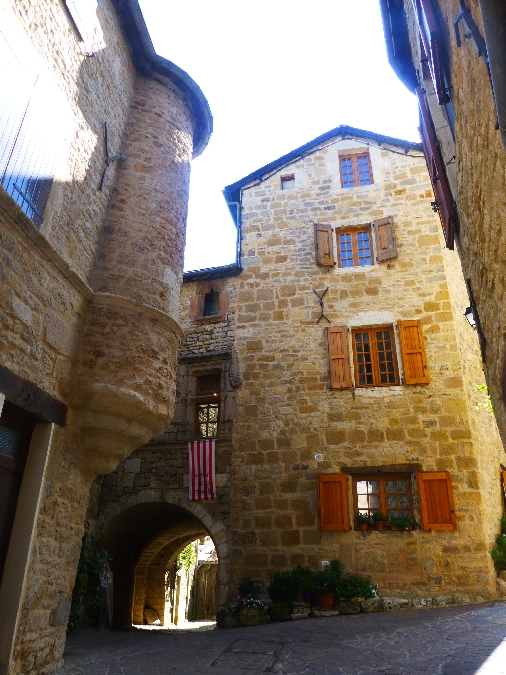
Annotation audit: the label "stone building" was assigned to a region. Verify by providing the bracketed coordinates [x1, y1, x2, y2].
[91, 124, 505, 630]
[223, 125, 504, 604]
[380, 0, 506, 448]
[0, 0, 211, 673]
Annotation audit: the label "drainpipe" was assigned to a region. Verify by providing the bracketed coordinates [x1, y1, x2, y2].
[478, 0, 506, 149]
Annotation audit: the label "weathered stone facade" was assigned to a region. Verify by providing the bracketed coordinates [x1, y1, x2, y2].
[0, 1, 211, 673]
[222, 126, 505, 602]
[381, 0, 506, 450]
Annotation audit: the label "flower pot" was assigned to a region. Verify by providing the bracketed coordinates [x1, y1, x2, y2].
[318, 592, 335, 610]
[270, 602, 292, 622]
[390, 525, 397, 531]
[375, 522, 385, 531]
[240, 606, 263, 626]
[358, 523, 368, 532]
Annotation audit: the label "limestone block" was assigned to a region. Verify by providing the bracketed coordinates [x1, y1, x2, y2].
[312, 610, 340, 617]
[496, 578, 506, 597]
[432, 594, 470, 607]
[291, 612, 309, 620]
[360, 597, 382, 613]
[338, 600, 361, 614]
[380, 597, 411, 611]
[412, 596, 433, 609]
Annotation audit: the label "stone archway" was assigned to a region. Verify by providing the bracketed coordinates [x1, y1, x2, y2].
[100, 490, 229, 629]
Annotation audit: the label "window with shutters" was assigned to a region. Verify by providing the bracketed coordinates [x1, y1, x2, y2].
[328, 326, 352, 390]
[314, 223, 334, 267]
[417, 471, 457, 530]
[352, 326, 400, 387]
[339, 152, 373, 188]
[411, 0, 449, 105]
[337, 229, 372, 268]
[416, 87, 456, 250]
[317, 474, 351, 531]
[398, 320, 430, 384]
[353, 475, 414, 525]
[0, 25, 68, 228]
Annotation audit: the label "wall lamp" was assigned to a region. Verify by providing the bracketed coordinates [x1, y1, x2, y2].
[464, 307, 476, 328]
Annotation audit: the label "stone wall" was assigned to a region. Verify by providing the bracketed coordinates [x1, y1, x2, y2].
[228, 130, 504, 601]
[402, 0, 506, 453]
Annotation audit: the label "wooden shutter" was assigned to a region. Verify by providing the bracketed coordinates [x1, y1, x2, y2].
[328, 326, 352, 390]
[416, 87, 456, 250]
[374, 217, 398, 262]
[411, 0, 448, 104]
[417, 471, 456, 530]
[315, 224, 334, 266]
[318, 474, 350, 531]
[398, 320, 430, 385]
[64, 0, 98, 44]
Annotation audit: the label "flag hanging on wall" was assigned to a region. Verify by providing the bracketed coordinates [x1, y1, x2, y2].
[188, 440, 216, 501]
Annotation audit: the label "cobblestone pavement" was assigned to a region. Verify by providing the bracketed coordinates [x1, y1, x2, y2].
[61, 601, 506, 675]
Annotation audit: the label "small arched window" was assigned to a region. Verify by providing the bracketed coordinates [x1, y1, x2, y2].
[203, 289, 220, 317]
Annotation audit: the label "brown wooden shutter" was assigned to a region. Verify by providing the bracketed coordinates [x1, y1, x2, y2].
[328, 326, 352, 390]
[374, 217, 398, 262]
[416, 87, 456, 250]
[318, 474, 350, 531]
[412, 0, 448, 104]
[315, 224, 334, 266]
[417, 471, 456, 530]
[398, 320, 430, 385]
[189, 295, 201, 319]
[218, 291, 229, 317]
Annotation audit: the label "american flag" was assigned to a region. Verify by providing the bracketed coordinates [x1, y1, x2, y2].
[188, 440, 216, 500]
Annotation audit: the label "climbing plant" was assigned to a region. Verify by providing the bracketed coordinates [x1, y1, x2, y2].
[177, 542, 197, 572]
[67, 522, 110, 636]
[474, 384, 493, 414]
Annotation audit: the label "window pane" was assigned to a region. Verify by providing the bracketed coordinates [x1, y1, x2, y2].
[357, 154, 371, 185]
[356, 230, 372, 266]
[340, 157, 354, 188]
[375, 329, 397, 385]
[339, 233, 353, 267]
[397, 480, 408, 493]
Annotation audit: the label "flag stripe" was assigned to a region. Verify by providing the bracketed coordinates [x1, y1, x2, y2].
[188, 440, 215, 501]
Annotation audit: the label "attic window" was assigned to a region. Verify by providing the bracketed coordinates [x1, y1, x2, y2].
[281, 174, 295, 190]
[203, 289, 220, 317]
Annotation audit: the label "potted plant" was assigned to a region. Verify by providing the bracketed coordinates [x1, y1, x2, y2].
[314, 560, 343, 610]
[389, 514, 412, 531]
[371, 512, 388, 531]
[238, 577, 265, 626]
[338, 572, 375, 600]
[293, 564, 315, 602]
[268, 570, 298, 621]
[356, 512, 372, 531]
[491, 516, 506, 579]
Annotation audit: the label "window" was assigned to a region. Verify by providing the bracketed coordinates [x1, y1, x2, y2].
[352, 327, 399, 387]
[337, 229, 372, 267]
[339, 153, 373, 188]
[314, 223, 334, 267]
[0, 26, 68, 228]
[195, 374, 220, 439]
[354, 476, 413, 524]
[417, 471, 456, 530]
[281, 174, 295, 190]
[203, 289, 219, 317]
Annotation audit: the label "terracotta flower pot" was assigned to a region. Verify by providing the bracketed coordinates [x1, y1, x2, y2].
[318, 592, 335, 610]
[358, 523, 368, 531]
[375, 521, 384, 531]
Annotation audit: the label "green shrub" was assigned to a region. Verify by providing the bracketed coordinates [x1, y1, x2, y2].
[371, 511, 388, 523]
[491, 516, 506, 571]
[267, 570, 298, 603]
[292, 564, 315, 593]
[314, 560, 343, 595]
[389, 514, 412, 530]
[238, 576, 261, 599]
[339, 572, 375, 599]
[357, 512, 373, 525]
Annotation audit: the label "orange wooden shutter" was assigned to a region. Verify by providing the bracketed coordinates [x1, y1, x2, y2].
[417, 472, 457, 530]
[318, 474, 350, 531]
[416, 87, 456, 250]
[374, 217, 398, 262]
[398, 320, 430, 385]
[328, 326, 352, 389]
[315, 224, 334, 266]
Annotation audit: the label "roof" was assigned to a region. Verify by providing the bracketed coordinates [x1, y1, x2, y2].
[183, 263, 242, 283]
[222, 125, 422, 216]
[111, 0, 212, 158]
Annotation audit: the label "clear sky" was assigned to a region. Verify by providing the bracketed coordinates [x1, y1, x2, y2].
[138, 0, 420, 272]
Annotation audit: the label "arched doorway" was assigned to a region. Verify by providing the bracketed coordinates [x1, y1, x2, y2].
[100, 495, 228, 629]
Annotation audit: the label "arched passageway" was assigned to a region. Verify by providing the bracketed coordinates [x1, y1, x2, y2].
[102, 498, 228, 629]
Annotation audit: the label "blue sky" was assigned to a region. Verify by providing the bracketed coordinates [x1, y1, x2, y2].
[138, 0, 420, 271]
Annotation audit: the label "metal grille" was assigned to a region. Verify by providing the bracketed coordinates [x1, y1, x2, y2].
[0, 425, 22, 458]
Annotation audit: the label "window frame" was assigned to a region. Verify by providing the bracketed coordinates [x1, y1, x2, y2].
[336, 227, 373, 268]
[352, 474, 414, 526]
[339, 152, 374, 189]
[281, 174, 295, 190]
[194, 374, 221, 440]
[351, 326, 400, 388]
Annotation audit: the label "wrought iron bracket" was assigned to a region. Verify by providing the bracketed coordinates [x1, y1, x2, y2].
[313, 287, 331, 324]
[98, 121, 124, 191]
